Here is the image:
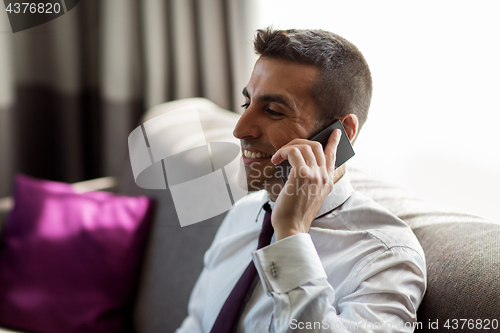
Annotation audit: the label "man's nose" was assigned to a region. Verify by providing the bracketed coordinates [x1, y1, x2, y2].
[233, 106, 261, 139]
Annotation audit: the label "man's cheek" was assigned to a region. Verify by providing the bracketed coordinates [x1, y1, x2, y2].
[236, 158, 249, 191]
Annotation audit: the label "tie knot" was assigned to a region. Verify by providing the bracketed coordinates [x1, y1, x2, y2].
[263, 202, 272, 213]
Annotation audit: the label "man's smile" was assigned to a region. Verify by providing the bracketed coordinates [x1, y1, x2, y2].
[241, 148, 272, 165]
[242, 149, 272, 159]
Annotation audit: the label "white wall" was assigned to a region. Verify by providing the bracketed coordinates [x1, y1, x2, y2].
[255, 0, 500, 222]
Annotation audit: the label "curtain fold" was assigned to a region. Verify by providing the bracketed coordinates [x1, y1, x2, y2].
[0, 0, 260, 197]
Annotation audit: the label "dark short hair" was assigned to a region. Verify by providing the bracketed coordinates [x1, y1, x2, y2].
[253, 27, 372, 137]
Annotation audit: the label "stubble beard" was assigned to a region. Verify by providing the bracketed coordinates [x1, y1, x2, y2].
[236, 161, 283, 199]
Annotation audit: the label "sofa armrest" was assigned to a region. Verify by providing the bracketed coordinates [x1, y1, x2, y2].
[71, 176, 118, 193]
[0, 327, 27, 333]
[0, 197, 13, 230]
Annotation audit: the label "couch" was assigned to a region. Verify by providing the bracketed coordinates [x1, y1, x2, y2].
[1, 98, 499, 333]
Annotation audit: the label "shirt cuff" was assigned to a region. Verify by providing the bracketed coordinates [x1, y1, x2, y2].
[252, 233, 327, 295]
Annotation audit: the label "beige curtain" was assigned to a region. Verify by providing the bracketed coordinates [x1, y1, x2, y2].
[0, 0, 260, 197]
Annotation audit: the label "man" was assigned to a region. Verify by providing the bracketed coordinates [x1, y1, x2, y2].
[177, 28, 426, 332]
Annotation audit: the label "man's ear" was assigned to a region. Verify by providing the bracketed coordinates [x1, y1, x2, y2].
[340, 114, 358, 143]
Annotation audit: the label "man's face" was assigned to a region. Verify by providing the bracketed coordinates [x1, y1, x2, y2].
[233, 57, 320, 194]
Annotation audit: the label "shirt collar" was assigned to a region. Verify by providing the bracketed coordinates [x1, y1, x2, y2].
[262, 167, 353, 217]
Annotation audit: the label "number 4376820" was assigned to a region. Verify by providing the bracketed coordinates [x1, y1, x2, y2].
[5, 2, 61, 14]
[443, 318, 498, 330]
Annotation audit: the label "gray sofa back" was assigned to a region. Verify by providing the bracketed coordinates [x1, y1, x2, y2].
[122, 98, 500, 333]
[349, 167, 500, 331]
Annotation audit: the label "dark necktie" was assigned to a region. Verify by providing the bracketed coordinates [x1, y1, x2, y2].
[209, 203, 274, 333]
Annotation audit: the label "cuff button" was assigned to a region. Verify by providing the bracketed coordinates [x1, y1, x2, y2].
[270, 261, 278, 277]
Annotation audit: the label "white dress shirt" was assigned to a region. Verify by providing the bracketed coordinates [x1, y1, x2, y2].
[176, 168, 427, 332]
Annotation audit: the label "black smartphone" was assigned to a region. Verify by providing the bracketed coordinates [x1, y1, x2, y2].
[274, 120, 355, 184]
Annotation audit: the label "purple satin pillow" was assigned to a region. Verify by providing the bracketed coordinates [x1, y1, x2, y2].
[0, 174, 155, 333]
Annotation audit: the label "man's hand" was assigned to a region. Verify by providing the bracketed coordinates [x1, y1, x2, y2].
[270, 129, 342, 241]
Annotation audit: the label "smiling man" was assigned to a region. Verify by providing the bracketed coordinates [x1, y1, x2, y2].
[177, 28, 426, 333]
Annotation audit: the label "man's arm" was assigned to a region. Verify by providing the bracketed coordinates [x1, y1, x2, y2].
[253, 233, 426, 332]
[263, 129, 426, 331]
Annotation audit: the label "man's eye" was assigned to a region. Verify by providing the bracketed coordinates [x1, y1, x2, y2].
[241, 103, 250, 110]
[267, 109, 284, 117]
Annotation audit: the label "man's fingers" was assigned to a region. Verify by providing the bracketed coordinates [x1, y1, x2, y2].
[309, 141, 326, 167]
[271, 145, 309, 167]
[274, 147, 307, 175]
[271, 141, 325, 166]
[325, 129, 341, 174]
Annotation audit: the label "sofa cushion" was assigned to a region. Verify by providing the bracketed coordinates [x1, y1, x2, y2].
[0, 174, 155, 333]
[414, 223, 500, 323]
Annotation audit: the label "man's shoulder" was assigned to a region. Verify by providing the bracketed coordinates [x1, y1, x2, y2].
[337, 190, 425, 258]
[339, 190, 408, 229]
